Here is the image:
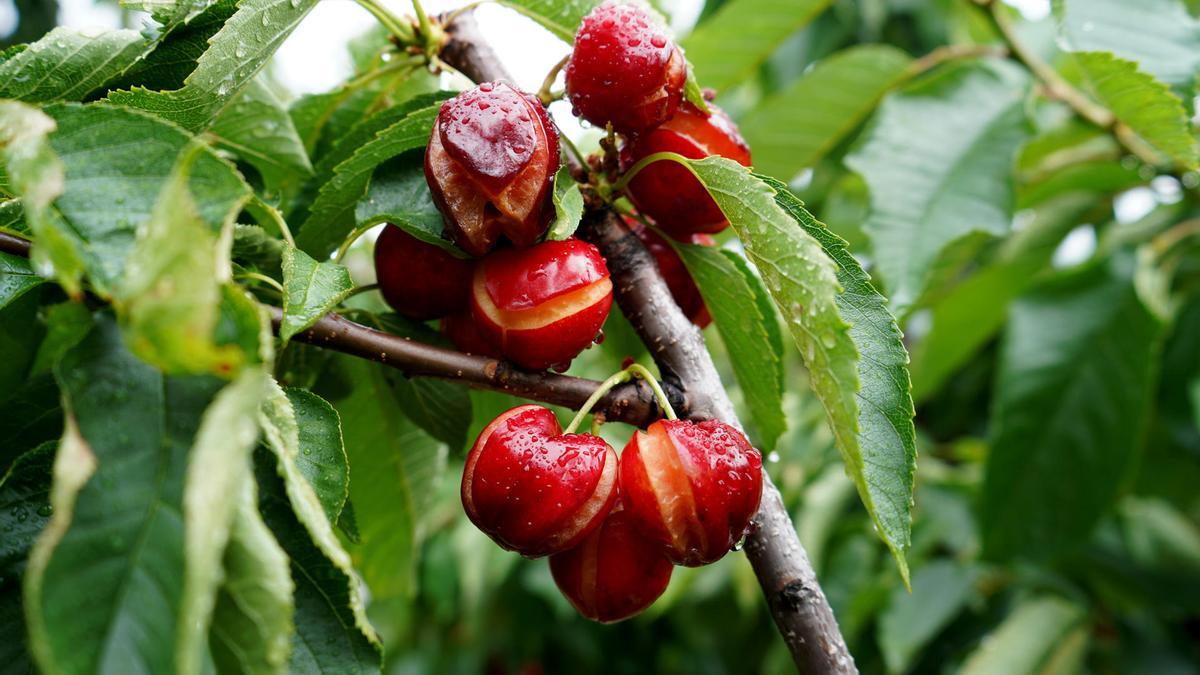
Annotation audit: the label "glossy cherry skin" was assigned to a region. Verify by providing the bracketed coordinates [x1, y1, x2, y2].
[549, 505, 674, 623]
[629, 220, 714, 328]
[620, 419, 763, 566]
[462, 405, 619, 557]
[425, 82, 561, 256]
[471, 238, 613, 370]
[441, 311, 501, 357]
[622, 102, 751, 237]
[565, 2, 686, 134]
[373, 224, 473, 320]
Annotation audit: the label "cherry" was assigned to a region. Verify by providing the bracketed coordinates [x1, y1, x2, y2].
[629, 220, 714, 328]
[441, 311, 501, 357]
[565, 2, 686, 133]
[620, 418, 763, 566]
[373, 224, 473, 320]
[425, 82, 561, 256]
[622, 101, 751, 238]
[462, 404, 619, 557]
[550, 505, 673, 623]
[471, 238, 613, 370]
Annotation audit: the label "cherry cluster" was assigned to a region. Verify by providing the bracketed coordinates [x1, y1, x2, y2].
[373, 1, 762, 622]
[463, 381, 763, 624]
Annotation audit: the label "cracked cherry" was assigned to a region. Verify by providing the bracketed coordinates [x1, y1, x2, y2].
[622, 101, 751, 237]
[471, 238, 613, 370]
[565, 2, 686, 133]
[629, 219, 714, 328]
[620, 419, 763, 566]
[550, 505, 673, 623]
[462, 405, 619, 557]
[425, 82, 561, 256]
[373, 224, 473, 320]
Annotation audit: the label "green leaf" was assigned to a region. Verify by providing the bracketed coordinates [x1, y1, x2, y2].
[279, 245, 353, 342]
[296, 102, 440, 257]
[0, 101, 77, 296]
[846, 61, 1030, 315]
[670, 157, 916, 575]
[0, 251, 43, 308]
[256, 380, 380, 673]
[681, 65, 711, 114]
[674, 243, 786, 450]
[0, 374, 62, 474]
[232, 223, 285, 277]
[331, 357, 446, 600]
[353, 312, 475, 451]
[982, 254, 1165, 560]
[764, 175, 916, 582]
[40, 103, 250, 297]
[108, 0, 238, 93]
[495, 0, 599, 43]
[0, 27, 147, 102]
[959, 596, 1088, 675]
[909, 195, 1093, 402]
[25, 315, 236, 675]
[0, 442, 55, 675]
[128, 0, 225, 28]
[208, 477, 294, 675]
[180, 369, 266, 674]
[1054, 0, 1200, 90]
[210, 77, 314, 198]
[106, 0, 320, 132]
[1071, 51, 1199, 170]
[878, 560, 977, 674]
[739, 45, 913, 180]
[546, 166, 584, 241]
[284, 387, 350, 523]
[682, 0, 835, 93]
[117, 144, 252, 376]
[354, 153, 466, 257]
[0, 199, 26, 235]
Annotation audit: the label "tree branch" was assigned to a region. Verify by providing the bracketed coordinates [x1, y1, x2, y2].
[271, 308, 668, 426]
[0, 231, 667, 426]
[442, 11, 856, 673]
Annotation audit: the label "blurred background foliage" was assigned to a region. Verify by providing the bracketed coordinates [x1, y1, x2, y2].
[4, 0, 1200, 673]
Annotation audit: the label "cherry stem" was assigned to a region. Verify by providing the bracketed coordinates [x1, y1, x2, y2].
[625, 363, 678, 421]
[564, 368, 631, 434]
[563, 363, 677, 434]
[612, 150, 692, 194]
[537, 54, 570, 105]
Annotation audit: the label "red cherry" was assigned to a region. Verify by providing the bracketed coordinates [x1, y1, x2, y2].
[565, 2, 686, 133]
[619, 419, 763, 566]
[629, 220, 714, 328]
[441, 311, 501, 357]
[425, 82, 561, 256]
[622, 102, 751, 237]
[373, 225, 473, 320]
[471, 238, 613, 370]
[462, 405, 619, 557]
[550, 505, 673, 623]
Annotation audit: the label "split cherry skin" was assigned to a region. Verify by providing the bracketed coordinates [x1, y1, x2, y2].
[425, 81, 560, 256]
[620, 418, 763, 566]
[461, 404, 619, 557]
[565, 2, 686, 134]
[549, 505, 673, 623]
[471, 238, 613, 371]
[630, 220, 714, 328]
[373, 225, 473, 320]
[622, 101, 752, 238]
